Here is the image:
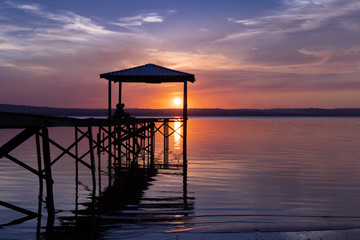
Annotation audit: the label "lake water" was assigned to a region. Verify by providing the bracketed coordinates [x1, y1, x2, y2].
[1, 117, 360, 239]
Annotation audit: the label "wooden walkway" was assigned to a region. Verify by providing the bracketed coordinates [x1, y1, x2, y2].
[0, 111, 162, 128]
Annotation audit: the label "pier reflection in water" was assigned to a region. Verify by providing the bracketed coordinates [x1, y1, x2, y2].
[47, 168, 193, 239]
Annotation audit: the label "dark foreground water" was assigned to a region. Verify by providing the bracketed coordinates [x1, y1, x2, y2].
[1, 117, 360, 239]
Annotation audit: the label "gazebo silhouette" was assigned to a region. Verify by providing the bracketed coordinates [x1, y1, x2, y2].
[100, 63, 195, 178]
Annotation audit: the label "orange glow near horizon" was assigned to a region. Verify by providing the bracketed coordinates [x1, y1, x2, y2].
[119, 83, 191, 109]
[81, 79, 360, 110]
[84, 85, 360, 110]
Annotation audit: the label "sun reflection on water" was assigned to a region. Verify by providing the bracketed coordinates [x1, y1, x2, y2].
[174, 120, 182, 150]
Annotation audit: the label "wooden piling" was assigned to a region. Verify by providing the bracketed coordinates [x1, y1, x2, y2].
[35, 132, 43, 237]
[108, 125, 112, 185]
[35, 132, 43, 207]
[164, 119, 169, 166]
[97, 128, 102, 195]
[88, 127, 96, 195]
[75, 127, 79, 192]
[150, 123, 155, 169]
[183, 81, 188, 202]
[41, 127, 55, 223]
[117, 124, 122, 168]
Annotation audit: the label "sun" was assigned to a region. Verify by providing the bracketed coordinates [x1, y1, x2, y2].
[173, 97, 182, 106]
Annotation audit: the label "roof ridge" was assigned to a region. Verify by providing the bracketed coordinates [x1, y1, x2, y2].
[100, 63, 195, 83]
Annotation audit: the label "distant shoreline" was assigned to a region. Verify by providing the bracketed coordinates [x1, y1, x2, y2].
[1, 104, 360, 117]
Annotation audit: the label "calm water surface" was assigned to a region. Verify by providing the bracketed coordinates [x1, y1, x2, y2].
[1, 117, 360, 239]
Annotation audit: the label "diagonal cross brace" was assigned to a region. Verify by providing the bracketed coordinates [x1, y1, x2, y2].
[0, 128, 40, 159]
[113, 123, 154, 144]
[46, 136, 92, 170]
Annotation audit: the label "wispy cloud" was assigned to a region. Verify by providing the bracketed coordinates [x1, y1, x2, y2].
[0, 43, 23, 50]
[7, 1, 114, 36]
[227, 18, 258, 26]
[0, 2, 157, 64]
[197, 28, 211, 32]
[112, 13, 164, 28]
[143, 48, 240, 71]
[227, 0, 360, 35]
[6, 1, 41, 11]
[215, 0, 360, 75]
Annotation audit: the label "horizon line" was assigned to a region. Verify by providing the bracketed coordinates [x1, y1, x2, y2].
[1, 103, 360, 111]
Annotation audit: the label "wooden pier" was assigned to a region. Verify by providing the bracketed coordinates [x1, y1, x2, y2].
[0, 64, 195, 235]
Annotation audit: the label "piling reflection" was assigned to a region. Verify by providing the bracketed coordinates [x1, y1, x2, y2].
[40, 165, 193, 239]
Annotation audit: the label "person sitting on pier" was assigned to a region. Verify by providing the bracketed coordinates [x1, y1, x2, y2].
[113, 103, 130, 118]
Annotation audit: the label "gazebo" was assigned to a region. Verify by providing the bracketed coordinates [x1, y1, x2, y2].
[100, 63, 195, 118]
[100, 63, 195, 173]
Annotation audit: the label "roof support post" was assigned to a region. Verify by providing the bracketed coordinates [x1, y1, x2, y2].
[118, 81, 122, 105]
[108, 80, 112, 118]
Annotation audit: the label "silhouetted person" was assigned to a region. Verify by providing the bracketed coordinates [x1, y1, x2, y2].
[113, 103, 130, 118]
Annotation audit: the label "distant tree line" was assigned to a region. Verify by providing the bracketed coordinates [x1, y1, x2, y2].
[1, 104, 360, 117]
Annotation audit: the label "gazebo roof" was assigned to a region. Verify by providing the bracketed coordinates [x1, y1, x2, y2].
[100, 63, 195, 83]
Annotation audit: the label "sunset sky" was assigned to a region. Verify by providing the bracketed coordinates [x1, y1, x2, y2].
[1, 0, 360, 109]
